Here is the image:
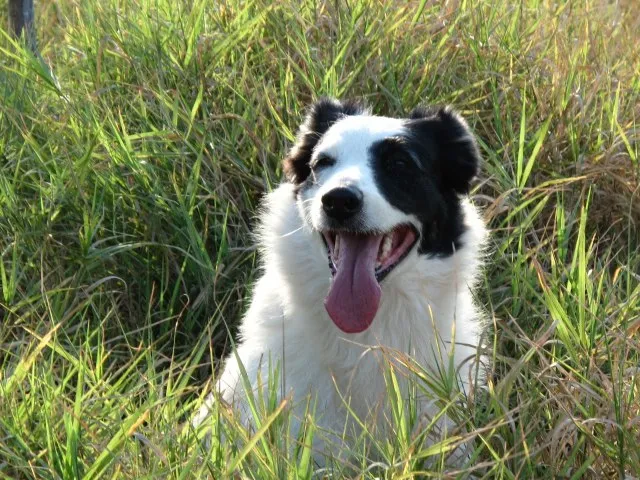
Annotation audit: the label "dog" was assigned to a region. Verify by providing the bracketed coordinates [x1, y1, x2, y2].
[193, 98, 487, 464]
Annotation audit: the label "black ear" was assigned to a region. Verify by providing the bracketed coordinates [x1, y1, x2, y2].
[408, 106, 481, 194]
[283, 98, 365, 184]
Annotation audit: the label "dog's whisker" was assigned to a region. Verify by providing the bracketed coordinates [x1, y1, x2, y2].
[276, 225, 305, 238]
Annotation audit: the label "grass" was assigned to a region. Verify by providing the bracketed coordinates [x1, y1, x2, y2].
[0, 0, 638, 477]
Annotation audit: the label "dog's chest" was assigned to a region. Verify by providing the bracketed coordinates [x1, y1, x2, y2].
[283, 293, 441, 411]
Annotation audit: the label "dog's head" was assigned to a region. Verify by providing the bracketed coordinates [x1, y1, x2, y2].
[283, 98, 481, 334]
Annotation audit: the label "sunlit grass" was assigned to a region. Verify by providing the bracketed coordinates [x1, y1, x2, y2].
[1, 0, 638, 477]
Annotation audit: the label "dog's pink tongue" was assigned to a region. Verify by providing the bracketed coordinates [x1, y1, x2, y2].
[324, 233, 382, 333]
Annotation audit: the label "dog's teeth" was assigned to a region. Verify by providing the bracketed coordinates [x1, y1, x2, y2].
[381, 234, 392, 260]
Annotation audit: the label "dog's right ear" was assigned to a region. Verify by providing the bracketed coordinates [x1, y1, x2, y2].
[283, 98, 364, 185]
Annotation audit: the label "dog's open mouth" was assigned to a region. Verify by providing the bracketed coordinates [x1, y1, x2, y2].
[321, 225, 418, 334]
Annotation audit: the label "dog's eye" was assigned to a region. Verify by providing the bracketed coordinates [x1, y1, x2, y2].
[392, 154, 413, 169]
[312, 155, 336, 171]
[395, 157, 408, 168]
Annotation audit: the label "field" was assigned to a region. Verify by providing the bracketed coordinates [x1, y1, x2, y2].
[1, 0, 639, 478]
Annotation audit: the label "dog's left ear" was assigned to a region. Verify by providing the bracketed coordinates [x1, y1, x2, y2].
[409, 107, 481, 194]
[283, 98, 365, 185]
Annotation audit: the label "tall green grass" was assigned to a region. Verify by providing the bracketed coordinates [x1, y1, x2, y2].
[1, 0, 638, 477]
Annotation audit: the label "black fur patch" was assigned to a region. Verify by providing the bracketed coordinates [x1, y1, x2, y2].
[370, 107, 481, 256]
[283, 98, 365, 185]
[408, 107, 480, 194]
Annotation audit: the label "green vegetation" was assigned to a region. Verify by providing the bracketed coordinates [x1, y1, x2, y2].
[1, 0, 638, 477]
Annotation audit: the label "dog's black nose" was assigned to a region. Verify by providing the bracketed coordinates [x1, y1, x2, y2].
[322, 187, 363, 221]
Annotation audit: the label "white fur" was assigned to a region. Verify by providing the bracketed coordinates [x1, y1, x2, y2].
[193, 114, 488, 463]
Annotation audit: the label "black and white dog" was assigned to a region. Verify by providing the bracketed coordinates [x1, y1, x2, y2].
[194, 98, 487, 461]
